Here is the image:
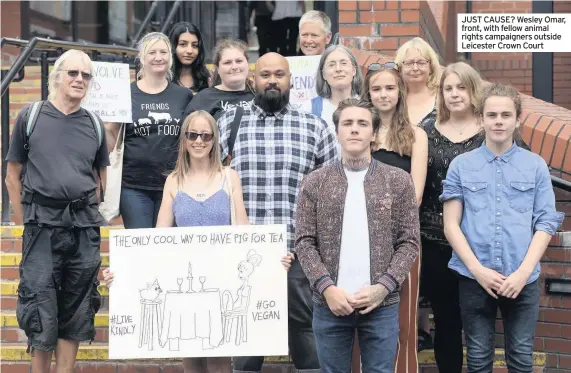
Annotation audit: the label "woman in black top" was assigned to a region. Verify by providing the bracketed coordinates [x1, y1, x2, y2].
[184, 38, 255, 121]
[169, 22, 211, 94]
[104, 32, 193, 229]
[363, 61, 428, 373]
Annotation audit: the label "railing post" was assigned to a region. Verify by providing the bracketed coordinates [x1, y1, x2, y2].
[1, 70, 12, 224]
[41, 51, 49, 100]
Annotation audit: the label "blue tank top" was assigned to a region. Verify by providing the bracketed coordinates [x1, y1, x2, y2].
[172, 174, 232, 227]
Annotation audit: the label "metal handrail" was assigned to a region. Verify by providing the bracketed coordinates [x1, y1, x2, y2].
[1, 37, 138, 97]
[160, 0, 183, 34]
[551, 175, 571, 191]
[130, 0, 159, 47]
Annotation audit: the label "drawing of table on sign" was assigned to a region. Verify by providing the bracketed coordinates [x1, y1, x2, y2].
[159, 290, 224, 351]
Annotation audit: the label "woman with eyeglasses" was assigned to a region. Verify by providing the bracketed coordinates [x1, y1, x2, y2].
[363, 61, 428, 373]
[311, 45, 363, 131]
[395, 38, 441, 127]
[394, 37, 440, 355]
[103, 110, 294, 373]
[104, 32, 193, 229]
[168, 22, 212, 94]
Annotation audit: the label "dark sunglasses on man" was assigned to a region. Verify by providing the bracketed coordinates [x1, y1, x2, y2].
[185, 131, 214, 142]
[366, 62, 399, 75]
[63, 69, 93, 81]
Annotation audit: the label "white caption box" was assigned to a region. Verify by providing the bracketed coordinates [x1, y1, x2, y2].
[457, 13, 571, 53]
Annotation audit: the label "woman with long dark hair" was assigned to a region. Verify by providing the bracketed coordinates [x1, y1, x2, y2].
[168, 22, 211, 93]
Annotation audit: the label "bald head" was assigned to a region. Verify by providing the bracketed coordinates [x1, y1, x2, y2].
[253, 53, 292, 113]
[255, 52, 291, 75]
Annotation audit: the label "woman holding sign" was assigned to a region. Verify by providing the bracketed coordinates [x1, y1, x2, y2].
[104, 32, 193, 230]
[104, 110, 293, 373]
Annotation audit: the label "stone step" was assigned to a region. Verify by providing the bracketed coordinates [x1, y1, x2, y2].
[0, 280, 109, 297]
[1, 252, 110, 268]
[0, 344, 546, 366]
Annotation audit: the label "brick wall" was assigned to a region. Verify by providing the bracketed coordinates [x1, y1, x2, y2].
[468, 0, 533, 96]
[553, 1, 571, 111]
[1, 1, 22, 66]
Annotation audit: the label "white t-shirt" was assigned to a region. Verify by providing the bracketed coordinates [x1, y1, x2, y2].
[337, 168, 371, 296]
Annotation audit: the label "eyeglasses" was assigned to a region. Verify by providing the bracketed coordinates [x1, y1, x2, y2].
[401, 59, 430, 68]
[367, 62, 398, 74]
[63, 70, 93, 81]
[185, 131, 214, 142]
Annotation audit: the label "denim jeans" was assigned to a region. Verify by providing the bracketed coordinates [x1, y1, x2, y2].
[459, 276, 540, 373]
[119, 187, 163, 229]
[233, 260, 319, 373]
[313, 302, 399, 373]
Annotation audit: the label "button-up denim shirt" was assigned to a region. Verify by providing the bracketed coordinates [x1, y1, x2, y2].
[440, 142, 564, 284]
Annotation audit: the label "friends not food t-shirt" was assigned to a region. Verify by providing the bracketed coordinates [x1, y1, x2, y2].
[122, 81, 193, 190]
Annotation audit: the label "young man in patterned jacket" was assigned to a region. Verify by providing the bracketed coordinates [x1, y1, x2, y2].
[295, 98, 420, 373]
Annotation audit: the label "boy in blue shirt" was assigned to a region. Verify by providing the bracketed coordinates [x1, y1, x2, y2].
[440, 83, 563, 373]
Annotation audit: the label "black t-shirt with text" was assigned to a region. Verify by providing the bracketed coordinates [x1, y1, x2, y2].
[184, 87, 254, 120]
[123, 81, 193, 190]
[6, 101, 110, 227]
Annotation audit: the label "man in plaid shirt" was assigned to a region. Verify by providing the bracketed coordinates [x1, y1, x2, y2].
[218, 52, 338, 373]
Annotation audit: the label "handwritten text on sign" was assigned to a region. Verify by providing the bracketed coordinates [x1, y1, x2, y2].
[82, 61, 132, 123]
[113, 231, 285, 248]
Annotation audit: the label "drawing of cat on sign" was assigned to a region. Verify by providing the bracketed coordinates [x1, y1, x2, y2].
[108, 224, 288, 359]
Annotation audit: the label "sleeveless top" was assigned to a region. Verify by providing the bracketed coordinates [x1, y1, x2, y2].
[172, 174, 232, 227]
[371, 149, 412, 174]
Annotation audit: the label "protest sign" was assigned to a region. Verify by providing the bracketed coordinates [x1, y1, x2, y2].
[108, 224, 288, 359]
[82, 61, 132, 122]
[286, 55, 321, 113]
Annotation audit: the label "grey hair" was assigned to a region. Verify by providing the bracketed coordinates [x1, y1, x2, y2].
[48, 49, 94, 101]
[315, 45, 363, 99]
[299, 10, 331, 35]
[136, 32, 173, 80]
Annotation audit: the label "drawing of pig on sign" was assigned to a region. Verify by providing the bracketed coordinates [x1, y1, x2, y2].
[108, 225, 289, 359]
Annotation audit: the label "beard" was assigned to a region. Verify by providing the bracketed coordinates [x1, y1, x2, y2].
[254, 84, 290, 114]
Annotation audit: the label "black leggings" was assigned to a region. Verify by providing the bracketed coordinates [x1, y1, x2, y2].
[420, 237, 464, 373]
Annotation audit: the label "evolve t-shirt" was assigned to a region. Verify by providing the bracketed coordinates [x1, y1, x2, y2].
[184, 87, 254, 120]
[122, 81, 193, 190]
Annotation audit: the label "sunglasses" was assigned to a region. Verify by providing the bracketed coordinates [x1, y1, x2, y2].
[367, 62, 399, 74]
[185, 131, 214, 142]
[63, 70, 93, 81]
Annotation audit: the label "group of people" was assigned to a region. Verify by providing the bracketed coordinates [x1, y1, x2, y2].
[4, 7, 564, 373]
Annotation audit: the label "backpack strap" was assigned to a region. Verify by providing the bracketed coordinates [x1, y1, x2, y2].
[224, 106, 244, 166]
[85, 109, 103, 148]
[25, 101, 44, 150]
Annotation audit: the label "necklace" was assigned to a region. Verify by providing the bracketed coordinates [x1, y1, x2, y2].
[451, 122, 469, 135]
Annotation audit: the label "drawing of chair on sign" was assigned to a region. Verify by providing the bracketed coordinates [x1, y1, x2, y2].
[221, 249, 262, 346]
[221, 288, 251, 345]
[138, 280, 164, 351]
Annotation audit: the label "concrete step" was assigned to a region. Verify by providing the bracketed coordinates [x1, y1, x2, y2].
[0, 280, 109, 297]
[0, 344, 546, 366]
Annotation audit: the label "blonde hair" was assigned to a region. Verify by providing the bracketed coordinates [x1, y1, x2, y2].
[363, 68, 415, 156]
[395, 37, 441, 92]
[48, 49, 94, 101]
[136, 32, 173, 80]
[171, 111, 223, 189]
[437, 62, 483, 123]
